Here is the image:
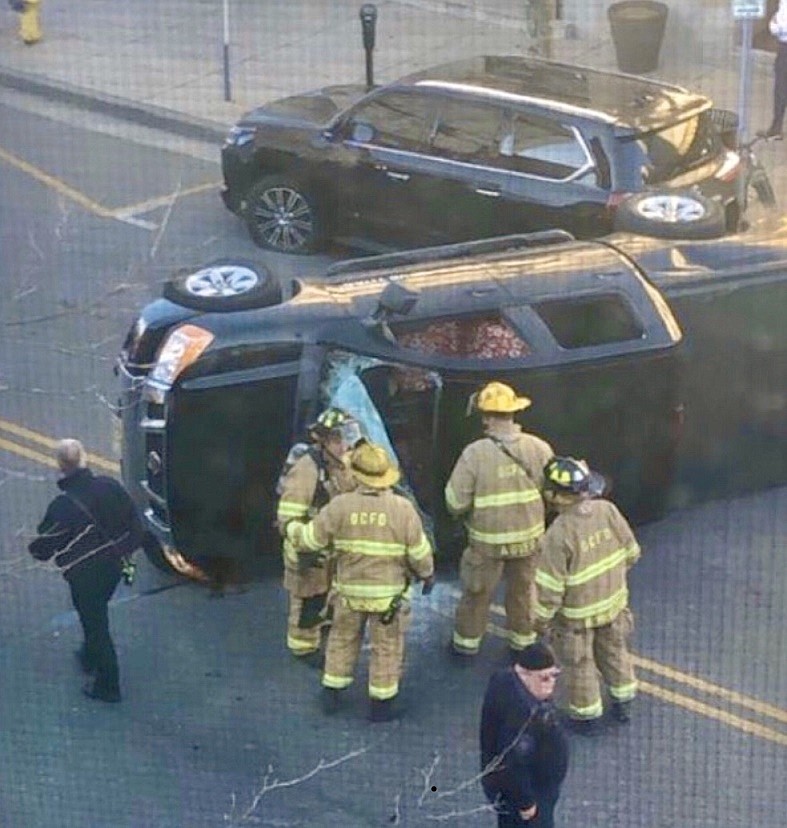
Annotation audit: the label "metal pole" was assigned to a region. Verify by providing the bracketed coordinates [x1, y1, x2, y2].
[223, 0, 232, 102]
[736, 17, 754, 210]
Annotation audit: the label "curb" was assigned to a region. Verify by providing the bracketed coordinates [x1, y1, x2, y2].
[0, 66, 227, 144]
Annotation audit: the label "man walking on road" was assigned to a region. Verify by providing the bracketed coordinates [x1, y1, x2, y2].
[480, 641, 570, 827]
[287, 442, 434, 722]
[533, 457, 641, 735]
[445, 382, 553, 658]
[28, 439, 142, 702]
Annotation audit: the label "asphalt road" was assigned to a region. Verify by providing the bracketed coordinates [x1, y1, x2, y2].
[1, 97, 785, 827]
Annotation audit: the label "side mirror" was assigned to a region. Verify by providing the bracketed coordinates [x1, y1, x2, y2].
[372, 281, 419, 320]
[350, 121, 376, 143]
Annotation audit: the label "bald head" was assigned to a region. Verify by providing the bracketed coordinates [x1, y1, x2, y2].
[56, 439, 87, 475]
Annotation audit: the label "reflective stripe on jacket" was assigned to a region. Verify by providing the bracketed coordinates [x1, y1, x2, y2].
[290, 487, 434, 612]
[534, 498, 640, 629]
[444, 426, 552, 555]
[276, 450, 354, 568]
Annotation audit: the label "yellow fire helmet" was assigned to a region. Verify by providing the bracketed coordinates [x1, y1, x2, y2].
[471, 381, 532, 414]
[349, 442, 401, 489]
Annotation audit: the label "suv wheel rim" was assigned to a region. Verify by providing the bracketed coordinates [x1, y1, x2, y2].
[636, 194, 707, 223]
[184, 265, 260, 297]
[251, 186, 314, 251]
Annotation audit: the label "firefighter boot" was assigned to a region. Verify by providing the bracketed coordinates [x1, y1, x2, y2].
[320, 687, 343, 715]
[567, 717, 604, 737]
[610, 700, 632, 724]
[369, 697, 404, 723]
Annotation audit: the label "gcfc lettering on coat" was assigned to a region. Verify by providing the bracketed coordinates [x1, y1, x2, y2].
[350, 511, 388, 527]
[579, 527, 613, 553]
[498, 463, 526, 479]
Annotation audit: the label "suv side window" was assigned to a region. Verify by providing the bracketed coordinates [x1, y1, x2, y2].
[534, 294, 643, 348]
[428, 98, 503, 164]
[498, 112, 595, 182]
[346, 91, 432, 152]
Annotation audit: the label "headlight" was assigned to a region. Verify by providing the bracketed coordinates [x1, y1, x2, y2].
[225, 125, 255, 148]
[147, 324, 214, 388]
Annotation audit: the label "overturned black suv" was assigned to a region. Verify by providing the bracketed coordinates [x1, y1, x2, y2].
[221, 55, 744, 254]
[117, 228, 786, 579]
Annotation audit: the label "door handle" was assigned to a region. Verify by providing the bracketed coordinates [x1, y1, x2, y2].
[475, 188, 501, 197]
[386, 171, 410, 182]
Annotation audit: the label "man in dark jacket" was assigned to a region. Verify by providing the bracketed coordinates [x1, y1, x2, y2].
[480, 642, 569, 827]
[29, 439, 143, 702]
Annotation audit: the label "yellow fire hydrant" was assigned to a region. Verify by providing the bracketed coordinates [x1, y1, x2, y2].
[17, 0, 43, 45]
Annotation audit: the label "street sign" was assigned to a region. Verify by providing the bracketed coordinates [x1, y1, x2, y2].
[732, 0, 766, 19]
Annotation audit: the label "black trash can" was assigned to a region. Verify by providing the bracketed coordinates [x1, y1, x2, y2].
[608, 1, 668, 74]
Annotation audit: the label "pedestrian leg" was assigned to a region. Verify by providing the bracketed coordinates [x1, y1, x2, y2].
[368, 603, 411, 701]
[19, 0, 42, 44]
[503, 553, 538, 651]
[322, 599, 364, 691]
[551, 624, 602, 721]
[594, 609, 637, 718]
[283, 564, 327, 656]
[453, 547, 502, 655]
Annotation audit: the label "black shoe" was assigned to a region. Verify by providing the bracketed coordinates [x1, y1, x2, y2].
[449, 641, 477, 660]
[369, 697, 404, 723]
[609, 701, 632, 724]
[567, 717, 604, 737]
[74, 648, 94, 675]
[82, 683, 121, 703]
[295, 650, 324, 670]
[320, 687, 343, 715]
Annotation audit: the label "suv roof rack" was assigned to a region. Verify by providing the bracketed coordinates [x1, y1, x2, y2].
[323, 230, 576, 282]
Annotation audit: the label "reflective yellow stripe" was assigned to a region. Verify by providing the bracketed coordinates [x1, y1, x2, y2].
[277, 500, 309, 519]
[322, 673, 354, 690]
[559, 588, 628, 621]
[336, 582, 403, 598]
[508, 630, 537, 649]
[409, 534, 431, 561]
[564, 548, 628, 587]
[445, 483, 465, 512]
[452, 631, 481, 652]
[301, 522, 322, 551]
[569, 698, 603, 719]
[473, 489, 541, 509]
[608, 681, 638, 702]
[534, 601, 557, 620]
[535, 569, 565, 594]
[286, 634, 318, 654]
[369, 682, 399, 700]
[625, 543, 640, 561]
[468, 522, 544, 545]
[336, 539, 406, 557]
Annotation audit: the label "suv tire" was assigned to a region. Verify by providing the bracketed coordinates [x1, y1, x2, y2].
[614, 191, 726, 240]
[162, 259, 281, 311]
[244, 176, 324, 254]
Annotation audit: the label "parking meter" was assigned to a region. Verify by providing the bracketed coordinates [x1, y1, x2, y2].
[359, 4, 378, 90]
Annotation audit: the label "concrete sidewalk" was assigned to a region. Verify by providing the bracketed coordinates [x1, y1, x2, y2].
[0, 0, 784, 193]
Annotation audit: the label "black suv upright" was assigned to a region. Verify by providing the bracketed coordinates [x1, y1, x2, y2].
[221, 55, 740, 253]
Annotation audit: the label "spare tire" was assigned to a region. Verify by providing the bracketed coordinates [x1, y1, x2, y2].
[613, 191, 726, 240]
[162, 258, 281, 311]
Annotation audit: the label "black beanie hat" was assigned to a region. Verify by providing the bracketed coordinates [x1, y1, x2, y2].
[513, 641, 557, 671]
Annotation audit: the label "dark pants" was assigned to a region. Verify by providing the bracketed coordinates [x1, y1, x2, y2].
[68, 557, 123, 695]
[772, 42, 787, 131]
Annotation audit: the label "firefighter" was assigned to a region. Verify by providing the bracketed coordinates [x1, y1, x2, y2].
[9, 0, 42, 45]
[276, 408, 360, 667]
[445, 381, 553, 657]
[286, 442, 435, 722]
[533, 456, 641, 736]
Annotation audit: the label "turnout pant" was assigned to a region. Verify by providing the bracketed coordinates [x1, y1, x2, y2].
[551, 608, 637, 720]
[772, 41, 787, 132]
[282, 560, 330, 656]
[453, 545, 538, 654]
[68, 557, 123, 696]
[19, 0, 42, 44]
[322, 598, 411, 700]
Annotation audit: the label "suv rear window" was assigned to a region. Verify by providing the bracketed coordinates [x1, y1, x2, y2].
[534, 294, 643, 348]
[630, 111, 721, 184]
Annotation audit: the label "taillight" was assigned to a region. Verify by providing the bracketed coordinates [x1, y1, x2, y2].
[715, 150, 741, 182]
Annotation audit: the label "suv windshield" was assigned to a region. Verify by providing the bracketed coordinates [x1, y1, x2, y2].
[628, 111, 721, 185]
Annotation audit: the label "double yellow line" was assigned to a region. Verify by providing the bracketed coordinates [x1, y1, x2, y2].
[2, 417, 786, 746]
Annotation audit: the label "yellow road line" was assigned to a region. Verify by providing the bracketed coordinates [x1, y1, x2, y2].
[0, 145, 218, 223]
[114, 181, 222, 217]
[0, 145, 114, 218]
[0, 419, 119, 473]
[638, 680, 787, 747]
